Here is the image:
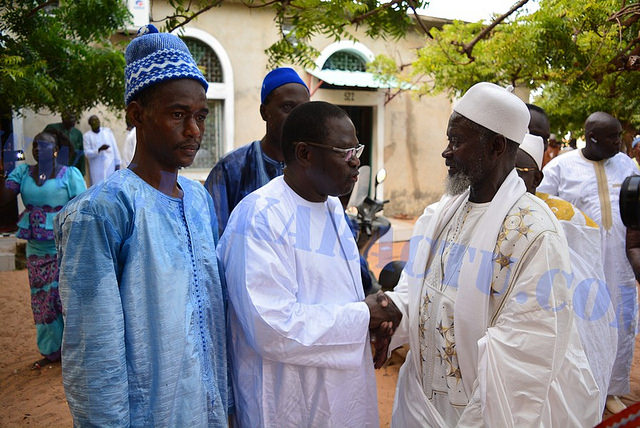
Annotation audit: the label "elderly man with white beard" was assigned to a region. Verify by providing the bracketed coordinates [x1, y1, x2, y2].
[377, 82, 600, 427]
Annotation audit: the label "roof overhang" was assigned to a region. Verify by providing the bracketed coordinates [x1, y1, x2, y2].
[307, 68, 410, 90]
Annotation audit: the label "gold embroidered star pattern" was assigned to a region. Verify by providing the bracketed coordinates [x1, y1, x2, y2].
[494, 251, 513, 270]
[517, 222, 533, 238]
[518, 207, 532, 217]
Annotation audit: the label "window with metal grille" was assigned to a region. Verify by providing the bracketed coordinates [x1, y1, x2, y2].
[182, 37, 224, 83]
[180, 37, 224, 169]
[322, 51, 367, 72]
[191, 100, 224, 169]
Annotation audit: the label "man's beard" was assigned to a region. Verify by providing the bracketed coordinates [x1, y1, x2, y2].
[445, 172, 472, 195]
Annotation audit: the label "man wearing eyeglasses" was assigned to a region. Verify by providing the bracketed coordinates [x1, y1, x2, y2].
[205, 67, 309, 236]
[217, 101, 402, 427]
[516, 133, 616, 415]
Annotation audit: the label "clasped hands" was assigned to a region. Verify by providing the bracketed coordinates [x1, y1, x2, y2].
[365, 291, 402, 369]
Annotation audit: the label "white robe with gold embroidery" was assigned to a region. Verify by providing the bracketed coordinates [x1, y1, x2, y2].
[387, 171, 600, 427]
[539, 150, 638, 395]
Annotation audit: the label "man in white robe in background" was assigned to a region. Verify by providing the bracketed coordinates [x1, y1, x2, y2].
[121, 119, 136, 167]
[538, 111, 638, 414]
[83, 115, 121, 186]
[381, 82, 600, 427]
[517, 133, 617, 413]
[218, 101, 401, 427]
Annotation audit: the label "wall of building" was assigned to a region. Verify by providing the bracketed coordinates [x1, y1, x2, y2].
[19, 2, 455, 217]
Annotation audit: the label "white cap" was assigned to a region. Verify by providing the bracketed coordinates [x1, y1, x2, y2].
[453, 82, 530, 145]
[519, 133, 544, 170]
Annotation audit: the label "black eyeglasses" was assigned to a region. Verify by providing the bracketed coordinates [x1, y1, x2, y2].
[298, 141, 364, 162]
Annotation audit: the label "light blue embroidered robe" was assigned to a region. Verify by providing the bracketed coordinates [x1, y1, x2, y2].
[55, 168, 230, 427]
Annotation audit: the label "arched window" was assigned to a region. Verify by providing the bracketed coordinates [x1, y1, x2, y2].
[183, 38, 224, 83]
[322, 51, 367, 72]
[182, 37, 224, 169]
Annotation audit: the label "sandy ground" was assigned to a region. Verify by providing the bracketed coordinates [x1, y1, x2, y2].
[1, 254, 639, 426]
[0, 268, 401, 427]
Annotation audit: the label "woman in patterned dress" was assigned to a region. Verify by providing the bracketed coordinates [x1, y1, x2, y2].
[0, 129, 86, 369]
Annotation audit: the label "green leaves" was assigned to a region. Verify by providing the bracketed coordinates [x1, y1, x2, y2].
[160, 0, 428, 68]
[399, 0, 640, 136]
[3, 0, 637, 139]
[0, 0, 130, 115]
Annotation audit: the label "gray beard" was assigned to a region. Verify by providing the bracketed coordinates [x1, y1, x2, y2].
[445, 173, 472, 196]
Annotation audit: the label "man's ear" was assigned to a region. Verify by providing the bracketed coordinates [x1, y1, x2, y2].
[259, 103, 267, 122]
[491, 134, 508, 157]
[127, 102, 144, 127]
[294, 142, 312, 167]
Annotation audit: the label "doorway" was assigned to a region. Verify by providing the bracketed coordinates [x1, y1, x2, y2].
[338, 105, 373, 168]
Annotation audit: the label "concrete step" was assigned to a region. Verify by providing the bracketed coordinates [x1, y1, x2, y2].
[0, 252, 15, 271]
[0, 235, 17, 252]
[0, 236, 17, 271]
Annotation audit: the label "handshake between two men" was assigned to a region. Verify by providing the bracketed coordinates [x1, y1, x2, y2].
[365, 291, 403, 369]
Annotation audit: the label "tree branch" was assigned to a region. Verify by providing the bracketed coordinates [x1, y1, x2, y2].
[453, 0, 530, 61]
[350, 0, 404, 25]
[436, 34, 473, 66]
[161, 0, 225, 32]
[605, 4, 640, 71]
[407, 0, 433, 38]
[608, 3, 640, 26]
[26, 0, 58, 19]
[241, 0, 283, 9]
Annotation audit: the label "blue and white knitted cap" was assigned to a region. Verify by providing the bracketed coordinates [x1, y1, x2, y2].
[124, 24, 208, 105]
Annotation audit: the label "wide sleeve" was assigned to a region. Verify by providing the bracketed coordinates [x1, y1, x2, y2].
[386, 202, 441, 353]
[82, 134, 99, 159]
[385, 269, 411, 351]
[538, 158, 561, 195]
[109, 130, 122, 167]
[64, 166, 87, 199]
[457, 230, 599, 427]
[5, 163, 27, 192]
[205, 162, 231, 237]
[218, 199, 370, 370]
[55, 208, 129, 426]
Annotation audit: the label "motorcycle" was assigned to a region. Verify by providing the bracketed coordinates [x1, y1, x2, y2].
[346, 166, 392, 295]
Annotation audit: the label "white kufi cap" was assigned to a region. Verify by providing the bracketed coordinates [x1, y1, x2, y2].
[453, 82, 530, 144]
[519, 133, 544, 170]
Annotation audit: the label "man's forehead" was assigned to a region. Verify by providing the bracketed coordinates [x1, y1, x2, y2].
[268, 82, 309, 102]
[591, 119, 621, 134]
[324, 116, 356, 146]
[447, 113, 479, 133]
[150, 79, 207, 105]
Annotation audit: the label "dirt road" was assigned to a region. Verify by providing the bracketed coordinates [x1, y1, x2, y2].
[1, 267, 638, 426]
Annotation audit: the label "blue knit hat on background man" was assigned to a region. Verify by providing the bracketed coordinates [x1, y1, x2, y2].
[124, 24, 208, 105]
[260, 67, 308, 104]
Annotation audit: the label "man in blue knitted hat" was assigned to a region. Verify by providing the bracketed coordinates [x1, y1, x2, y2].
[55, 25, 230, 427]
[204, 67, 309, 236]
